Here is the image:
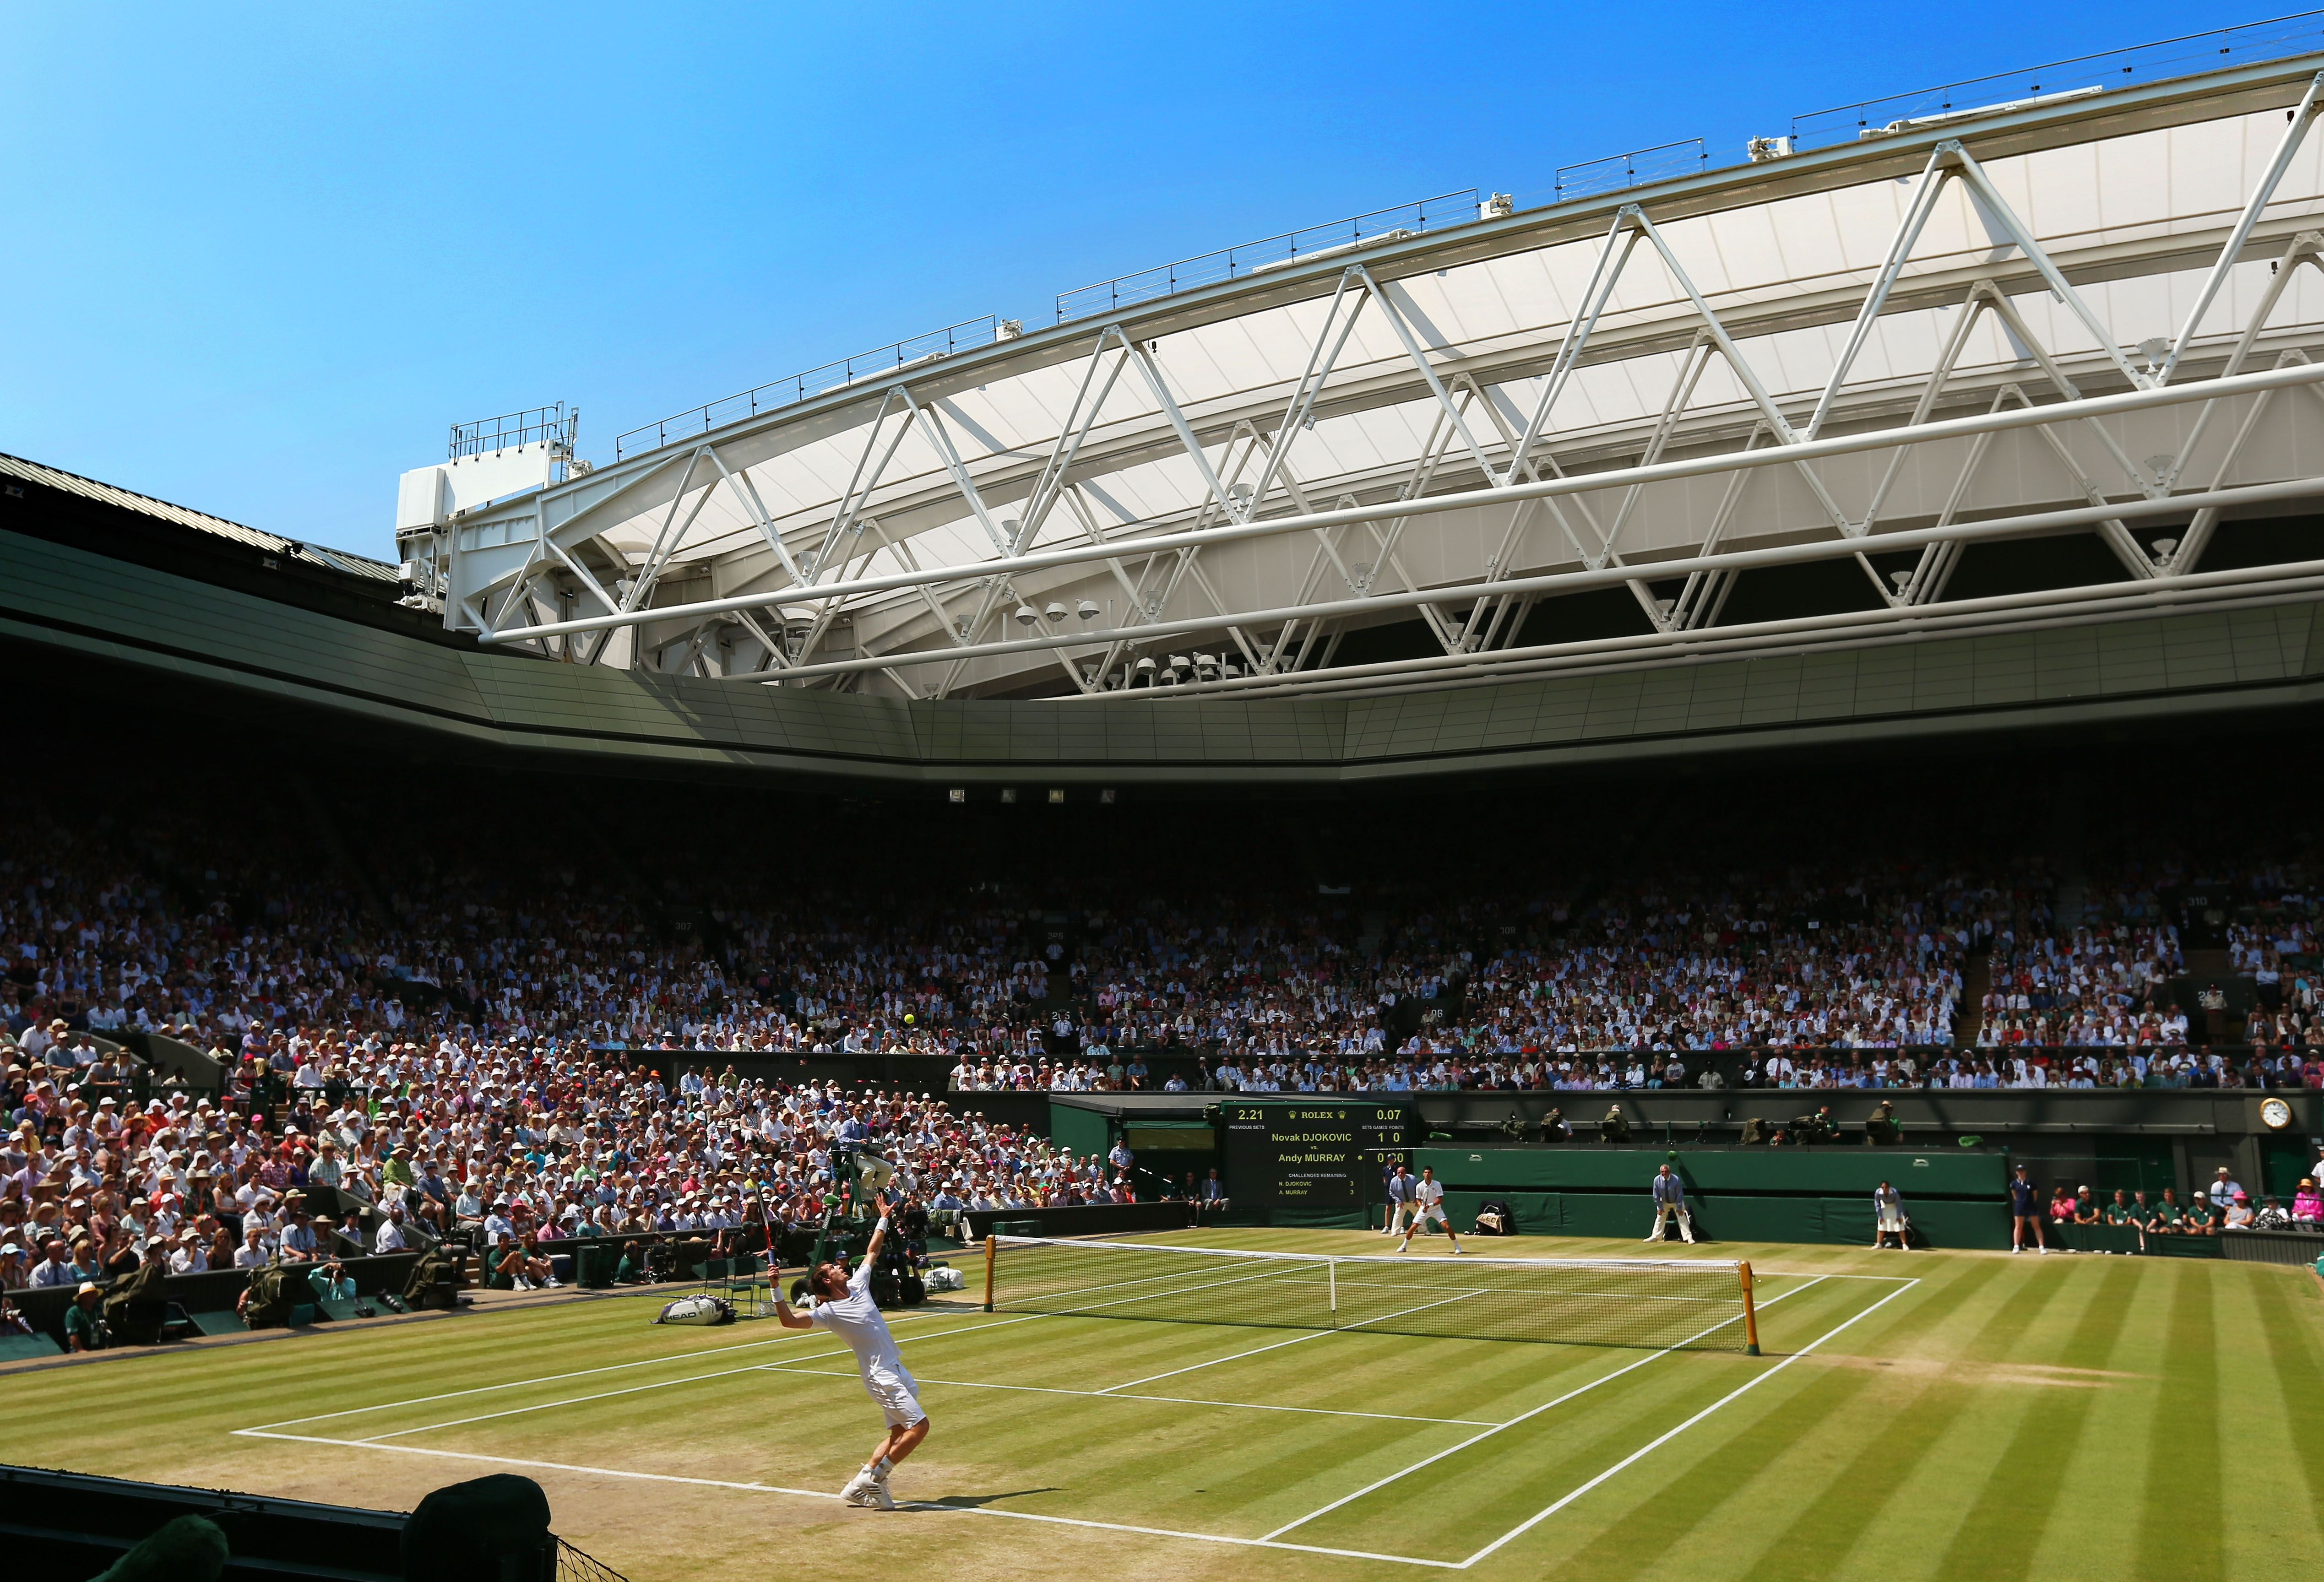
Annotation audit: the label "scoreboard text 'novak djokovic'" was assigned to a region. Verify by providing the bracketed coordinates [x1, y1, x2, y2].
[1222, 1101, 1411, 1206]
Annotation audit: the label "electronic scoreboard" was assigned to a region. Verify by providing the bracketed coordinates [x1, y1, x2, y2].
[1220, 1099, 1413, 1206]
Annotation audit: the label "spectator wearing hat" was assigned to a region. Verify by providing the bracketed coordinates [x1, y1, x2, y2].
[278, 1204, 317, 1261]
[2207, 1166, 2243, 1212]
[64, 1281, 109, 1352]
[2182, 1191, 2221, 1236]
[2222, 1192, 2255, 1230]
[0, 1241, 27, 1291]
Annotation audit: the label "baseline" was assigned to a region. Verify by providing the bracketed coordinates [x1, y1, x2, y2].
[228, 1429, 1461, 1570]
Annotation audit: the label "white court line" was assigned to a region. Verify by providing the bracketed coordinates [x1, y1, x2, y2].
[1260, 1274, 1834, 1541]
[239, 1303, 976, 1431]
[1454, 1276, 1923, 1569]
[359, 1313, 1048, 1442]
[227, 1271, 1906, 1571]
[758, 1364, 1503, 1426]
[1091, 1291, 1484, 1394]
[254, 1239, 1298, 1435]
[228, 1429, 1462, 1569]
[1094, 1329, 1332, 1392]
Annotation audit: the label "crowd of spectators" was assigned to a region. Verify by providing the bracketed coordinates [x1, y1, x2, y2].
[2038, 1165, 2324, 1248]
[11, 771, 2324, 1328]
[0, 1029, 1157, 1307]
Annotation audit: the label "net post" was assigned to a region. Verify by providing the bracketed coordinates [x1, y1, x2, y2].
[983, 1235, 997, 1313]
[1739, 1261, 1760, 1356]
[1329, 1257, 1337, 1318]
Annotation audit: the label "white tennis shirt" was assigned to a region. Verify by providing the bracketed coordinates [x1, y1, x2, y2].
[812, 1259, 916, 1387]
[1414, 1178, 1444, 1209]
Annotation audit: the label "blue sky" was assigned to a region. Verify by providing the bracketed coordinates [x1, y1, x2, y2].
[0, 2, 2289, 561]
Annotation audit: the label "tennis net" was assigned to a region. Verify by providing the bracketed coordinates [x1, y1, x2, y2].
[983, 1236, 1759, 1352]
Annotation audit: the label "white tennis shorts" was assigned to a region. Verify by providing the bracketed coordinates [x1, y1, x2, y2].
[1414, 1204, 1450, 1229]
[1878, 1208, 1906, 1232]
[864, 1369, 925, 1427]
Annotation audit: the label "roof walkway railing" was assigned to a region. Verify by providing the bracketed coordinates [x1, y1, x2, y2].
[1791, 10, 2324, 147]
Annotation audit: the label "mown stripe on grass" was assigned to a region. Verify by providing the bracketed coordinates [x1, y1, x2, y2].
[2244, 1265, 2324, 1522]
[1720, 1256, 2015, 1578]
[1450, 1273, 1943, 1570]
[2215, 1264, 2324, 1575]
[2132, 1260, 2221, 1582]
[1930, 1257, 2141, 1582]
[1545, 1354, 1884, 1580]
[1825, 1254, 2083, 1580]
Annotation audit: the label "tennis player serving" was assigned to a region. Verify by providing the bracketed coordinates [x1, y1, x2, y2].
[776, 1195, 927, 1510]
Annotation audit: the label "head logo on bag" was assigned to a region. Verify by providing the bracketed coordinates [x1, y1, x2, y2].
[654, 1293, 737, 1326]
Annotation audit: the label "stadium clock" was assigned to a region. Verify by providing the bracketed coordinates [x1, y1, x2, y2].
[2259, 1096, 2293, 1131]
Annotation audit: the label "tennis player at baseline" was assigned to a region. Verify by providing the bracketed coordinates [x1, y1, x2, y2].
[1395, 1165, 1469, 1254]
[774, 1199, 927, 1510]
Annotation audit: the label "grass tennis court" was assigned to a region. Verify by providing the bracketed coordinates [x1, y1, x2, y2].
[12, 1229, 2322, 1581]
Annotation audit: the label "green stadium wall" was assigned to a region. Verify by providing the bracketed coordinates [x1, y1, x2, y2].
[1420, 1146, 2014, 1249]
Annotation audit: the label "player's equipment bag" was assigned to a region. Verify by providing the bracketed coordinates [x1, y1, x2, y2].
[1472, 1198, 1513, 1235]
[654, 1293, 737, 1326]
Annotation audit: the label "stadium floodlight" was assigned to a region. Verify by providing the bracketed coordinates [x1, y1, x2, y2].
[1133, 656, 1157, 685]
[1075, 599, 1100, 620]
[1048, 788, 1065, 804]
[1014, 604, 1038, 625]
[948, 788, 966, 803]
[1891, 570, 1912, 588]
[2153, 537, 2179, 557]
[1044, 602, 1068, 622]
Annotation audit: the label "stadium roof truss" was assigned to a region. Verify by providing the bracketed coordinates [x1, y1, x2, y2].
[419, 56, 2324, 703]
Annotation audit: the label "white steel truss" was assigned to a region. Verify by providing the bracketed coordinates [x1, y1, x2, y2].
[420, 60, 2324, 700]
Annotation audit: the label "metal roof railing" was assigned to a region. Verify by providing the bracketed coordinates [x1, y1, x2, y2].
[451, 404, 575, 460]
[614, 316, 999, 460]
[1553, 139, 1709, 202]
[1790, 11, 2324, 148]
[1052, 190, 1482, 323]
